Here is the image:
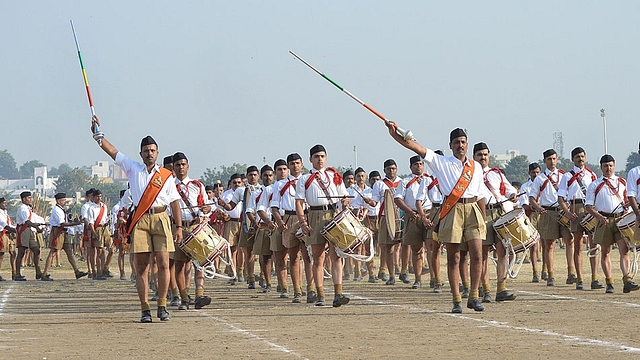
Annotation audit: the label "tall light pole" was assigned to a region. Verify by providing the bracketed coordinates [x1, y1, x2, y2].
[353, 146, 358, 169]
[600, 108, 608, 154]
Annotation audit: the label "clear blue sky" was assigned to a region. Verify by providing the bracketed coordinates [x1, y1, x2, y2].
[1, 1, 638, 179]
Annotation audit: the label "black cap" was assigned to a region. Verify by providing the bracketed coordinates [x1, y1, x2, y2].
[528, 162, 541, 171]
[449, 128, 466, 142]
[369, 170, 381, 178]
[140, 135, 157, 149]
[543, 149, 557, 159]
[571, 147, 585, 158]
[287, 153, 302, 163]
[163, 155, 173, 166]
[54, 193, 66, 200]
[355, 167, 366, 175]
[410, 156, 422, 165]
[512, 181, 522, 188]
[260, 165, 273, 174]
[310, 144, 326, 157]
[205, 185, 214, 191]
[85, 189, 93, 196]
[473, 142, 489, 154]
[0, 197, 5, 203]
[274, 159, 287, 168]
[600, 154, 615, 164]
[20, 191, 31, 199]
[246, 165, 259, 174]
[434, 149, 444, 156]
[230, 173, 242, 181]
[343, 170, 354, 178]
[93, 189, 102, 196]
[172, 152, 187, 163]
[383, 159, 396, 168]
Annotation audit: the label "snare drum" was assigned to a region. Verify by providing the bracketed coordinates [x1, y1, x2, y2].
[580, 213, 598, 234]
[617, 212, 637, 244]
[493, 209, 539, 253]
[179, 222, 229, 269]
[557, 209, 571, 228]
[321, 209, 372, 254]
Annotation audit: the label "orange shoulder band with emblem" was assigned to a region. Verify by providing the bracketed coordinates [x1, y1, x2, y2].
[125, 167, 172, 238]
[439, 160, 475, 221]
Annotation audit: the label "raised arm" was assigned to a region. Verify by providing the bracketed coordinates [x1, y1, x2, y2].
[91, 115, 118, 160]
[385, 121, 426, 158]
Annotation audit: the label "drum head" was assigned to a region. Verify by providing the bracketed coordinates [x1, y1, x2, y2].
[384, 189, 396, 239]
[618, 212, 636, 229]
[494, 209, 523, 229]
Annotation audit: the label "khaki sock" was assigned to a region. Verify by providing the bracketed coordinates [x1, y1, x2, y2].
[483, 283, 491, 294]
[281, 282, 288, 292]
[307, 284, 315, 293]
[196, 287, 205, 299]
[532, 269, 539, 277]
[606, 277, 614, 285]
[179, 289, 189, 301]
[592, 274, 598, 282]
[462, 281, 470, 290]
[141, 302, 151, 311]
[568, 266, 575, 275]
[157, 297, 167, 307]
[497, 281, 506, 293]
[453, 294, 462, 303]
[295, 286, 302, 295]
[334, 283, 343, 295]
[171, 287, 179, 297]
[469, 289, 479, 301]
[577, 276, 583, 283]
[316, 286, 325, 298]
[548, 271, 555, 280]
[623, 275, 632, 284]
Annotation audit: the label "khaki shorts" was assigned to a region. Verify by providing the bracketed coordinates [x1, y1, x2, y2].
[379, 215, 401, 245]
[269, 226, 286, 252]
[437, 202, 486, 244]
[253, 228, 272, 256]
[131, 212, 175, 253]
[402, 216, 426, 246]
[425, 208, 439, 240]
[593, 217, 623, 247]
[19, 229, 39, 249]
[305, 209, 334, 246]
[483, 207, 505, 246]
[48, 230, 67, 251]
[538, 209, 571, 240]
[223, 220, 241, 247]
[92, 226, 112, 248]
[36, 233, 45, 248]
[0, 234, 14, 253]
[173, 225, 194, 263]
[282, 214, 303, 249]
[569, 203, 588, 233]
[238, 228, 256, 248]
[528, 211, 540, 228]
[364, 216, 379, 245]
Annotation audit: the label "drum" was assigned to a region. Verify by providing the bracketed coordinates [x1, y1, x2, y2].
[493, 209, 539, 253]
[557, 209, 571, 228]
[580, 213, 598, 234]
[320, 209, 374, 262]
[617, 212, 637, 244]
[179, 222, 235, 279]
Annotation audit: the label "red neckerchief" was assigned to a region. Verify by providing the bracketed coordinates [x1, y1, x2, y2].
[280, 176, 298, 197]
[304, 167, 343, 190]
[483, 167, 507, 196]
[568, 166, 597, 187]
[405, 173, 427, 190]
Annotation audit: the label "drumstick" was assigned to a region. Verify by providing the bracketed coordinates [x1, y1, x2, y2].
[350, 185, 367, 198]
[70, 20, 103, 145]
[289, 51, 415, 141]
[496, 192, 526, 205]
[319, 196, 355, 199]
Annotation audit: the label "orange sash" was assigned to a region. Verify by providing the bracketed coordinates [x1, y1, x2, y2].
[439, 160, 475, 221]
[125, 167, 172, 238]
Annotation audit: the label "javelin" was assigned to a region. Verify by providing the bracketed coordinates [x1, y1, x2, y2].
[70, 20, 103, 144]
[289, 51, 414, 141]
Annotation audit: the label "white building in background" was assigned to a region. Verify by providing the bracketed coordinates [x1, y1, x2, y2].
[493, 150, 521, 168]
[0, 166, 57, 199]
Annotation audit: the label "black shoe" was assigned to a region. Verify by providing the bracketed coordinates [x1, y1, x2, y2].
[495, 291, 516, 302]
[566, 274, 577, 284]
[541, 272, 548, 280]
[13, 275, 26, 281]
[75, 271, 88, 279]
[315, 296, 325, 306]
[157, 306, 171, 321]
[378, 273, 389, 282]
[104, 270, 114, 278]
[385, 277, 396, 285]
[95, 275, 107, 280]
[170, 296, 181, 307]
[41, 275, 53, 281]
[623, 281, 640, 293]
[194, 295, 212, 309]
[178, 301, 189, 310]
[292, 293, 303, 303]
[248, 281, 256, 289]
[452, 302, 462, 314]
[461, 288, 470, 298]
[140, 310, 152, 323]
[532, 275, 540, 283]
[591, 280, 605, 290]
[606, 284, 614, 294]
[482, 293, 493, 303]
[307, 291, 317, 304]
[151, 293, 159, 301]
[399, 273, 411, 284]
[411, 281, 422, 289]
[332, 294, 350, 308]
[188, 295, 195, 306]
[466, 299, 485, 312]
[546, 278, 555, 286]
[576, 281, 585, 290]
[35, 273, 42, 280]
[262, 285, 272, 293]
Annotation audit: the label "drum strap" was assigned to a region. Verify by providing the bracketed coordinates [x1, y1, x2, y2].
[177, 183, 200, 220]
[427, 176, 440, 191]
[594, 178, 627, 209]
[50, 226, 66, 247]
[378, 179, 400, 218]
[483, 168, 507, 209]
[438, 159, 475, 221]
[125, 167, 172, 238]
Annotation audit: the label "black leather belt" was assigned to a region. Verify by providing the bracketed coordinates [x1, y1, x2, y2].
[432, 203, 441, 207]
[284, 210, 307, 215]
[228, 218, 240, 222]
[368, 215, 378, 219]
[486, 203, 502, 210]
[147, 206, 167, 214]
[542, 206, 559, 211]
[571, 199, 585, 204]
[599, 211, 623, 219]
[309, 205, 334, 211]
[457, 197, 477, 204]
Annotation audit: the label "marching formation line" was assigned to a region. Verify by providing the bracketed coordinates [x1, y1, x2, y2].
[515, 289, 640, 309]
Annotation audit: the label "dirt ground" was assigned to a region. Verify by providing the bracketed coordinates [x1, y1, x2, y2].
[1, 245, 640, 360]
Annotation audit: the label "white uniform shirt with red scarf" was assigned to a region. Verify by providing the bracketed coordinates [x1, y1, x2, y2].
[529, 168, 566, 207]
[558, 165, 597, 201]
[271, 175, 301, 212]
[255, 184, 275, 223]
[421, 148, 484, 199]
[586, 175, 627, 214]
[481, 166, 517, 212]
[88, 202, 109, 227]
[626, 165, 640, 201]
[416, 174, 444, 210]
[0, 208, 14, 236]
[371, 177, 402, 216]
[16, 203, 35, 235]
[175, 176, 206, 222]
[295, 167, 347, 207]
[395, 174, 425, 211]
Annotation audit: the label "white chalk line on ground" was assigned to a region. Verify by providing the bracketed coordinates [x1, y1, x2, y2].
[200, 313, 309, 359]
[516, 290, 640, 309]
[0, 287, 13, 317]
[346, 293, 640, 354]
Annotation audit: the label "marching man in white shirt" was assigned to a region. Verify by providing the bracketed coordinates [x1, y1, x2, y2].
[14, 191, 46, 281]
